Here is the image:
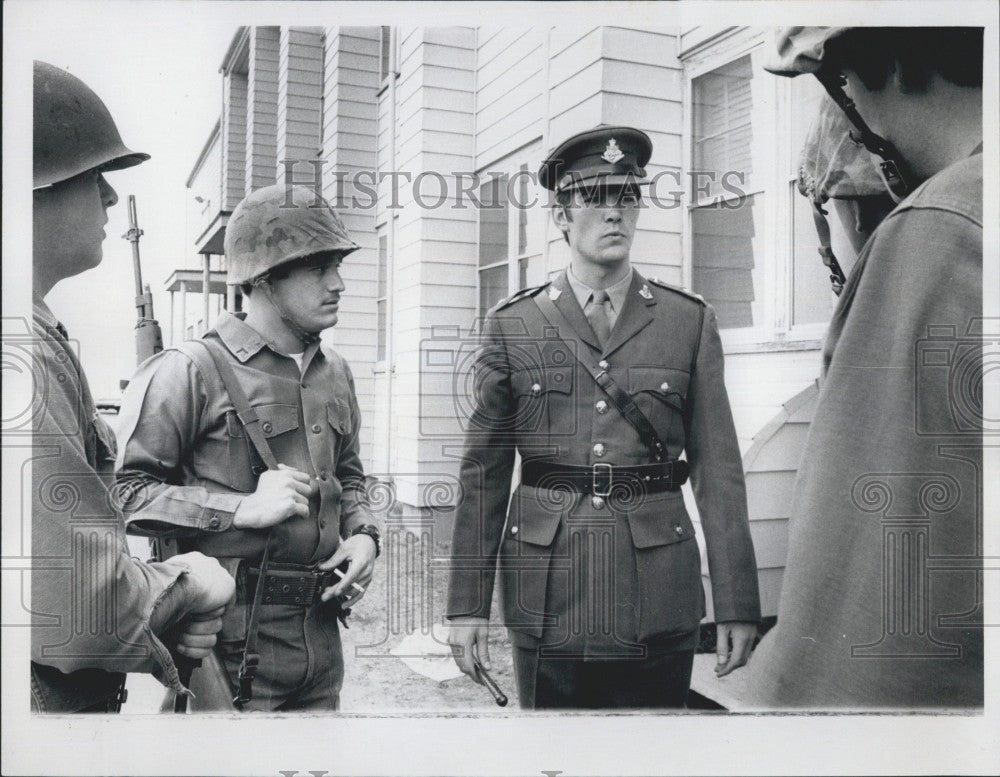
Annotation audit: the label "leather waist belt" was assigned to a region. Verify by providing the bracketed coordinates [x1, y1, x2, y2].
[521, 460, 689, 496]
[245, 562, 333, 607]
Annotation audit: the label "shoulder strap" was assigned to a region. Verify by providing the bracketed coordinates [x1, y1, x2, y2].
[196, 338, 280, 471]
[534, 292, 668, 464]
[188, 336, 276, 709]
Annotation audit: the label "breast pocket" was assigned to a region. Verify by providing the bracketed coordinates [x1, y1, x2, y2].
[226, 403, 300, 491]
[510, 366, 573, 438]
[627, 366, 690, 445]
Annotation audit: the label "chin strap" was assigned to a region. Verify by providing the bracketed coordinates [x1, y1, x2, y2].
[255, 278, 321, 347]
[814, 70, 911, 204]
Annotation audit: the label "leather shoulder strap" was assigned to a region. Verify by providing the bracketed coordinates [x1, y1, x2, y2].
[534, 292, 667, 463]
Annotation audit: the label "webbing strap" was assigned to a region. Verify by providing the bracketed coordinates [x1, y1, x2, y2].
[192, 337, 279, 708]
[811, 201, 847, 295]
[533, 292, 668, 463]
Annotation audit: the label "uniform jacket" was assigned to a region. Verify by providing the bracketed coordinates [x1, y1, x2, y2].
[30, 299, 189, 712]
[745, 152, 984, 708]
[114, 312, 373, 645]
[447, 270, 760, 654]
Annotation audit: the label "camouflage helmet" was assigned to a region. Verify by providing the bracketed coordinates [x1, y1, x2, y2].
[224, 184, 360, 286]
[797, 94, 888, 205]
[34, 61, 150, 189]
[765, 27, 850, 77]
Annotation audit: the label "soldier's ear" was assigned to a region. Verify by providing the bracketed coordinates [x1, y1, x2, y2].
[551, 202, 573, 236]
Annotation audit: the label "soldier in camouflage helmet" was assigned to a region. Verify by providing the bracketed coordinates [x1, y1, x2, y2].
[115, 183, 379, 711]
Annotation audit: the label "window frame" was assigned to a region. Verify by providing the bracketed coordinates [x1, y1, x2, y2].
[682, 31, 830, 352]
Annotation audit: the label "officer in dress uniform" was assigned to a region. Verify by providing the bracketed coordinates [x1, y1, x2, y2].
[447, 126, 761, 709]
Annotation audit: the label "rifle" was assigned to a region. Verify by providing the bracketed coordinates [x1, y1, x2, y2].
[124, 195, 164, 364]
[123, 195, 199, 711]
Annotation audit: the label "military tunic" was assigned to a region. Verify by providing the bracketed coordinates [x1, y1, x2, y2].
[30, 299, 191, 712]
[115, 311, 372, 710]
[447, 269, 761, 703]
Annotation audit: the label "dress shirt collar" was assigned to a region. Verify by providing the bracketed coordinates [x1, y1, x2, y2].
[567, 264, 634, 313]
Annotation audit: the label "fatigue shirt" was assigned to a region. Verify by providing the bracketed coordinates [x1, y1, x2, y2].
[745, 152, 984, 708]
[115, 312, 370, 567]
[30, 298, 189, 712]
[447, 270, 760, 653]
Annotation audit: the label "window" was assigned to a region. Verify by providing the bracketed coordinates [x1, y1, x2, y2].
[377, 229, 388, 362]
[476, 144, 543, 317]
[690, 53, 767, 331]
[686, 38, 852, 343]
[478, 174, 509, 315]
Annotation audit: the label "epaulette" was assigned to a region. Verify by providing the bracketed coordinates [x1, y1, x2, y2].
[491, 282, 551, 312]
[647, 277, 707, 305]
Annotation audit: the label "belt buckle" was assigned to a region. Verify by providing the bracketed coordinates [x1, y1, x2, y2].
[592, 462, 613, 498]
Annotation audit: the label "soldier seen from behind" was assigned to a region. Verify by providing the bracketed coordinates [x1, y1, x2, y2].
[745, 27, 984, 709]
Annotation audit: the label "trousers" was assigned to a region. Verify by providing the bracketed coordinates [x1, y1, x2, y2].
[513, 643, 696, 709]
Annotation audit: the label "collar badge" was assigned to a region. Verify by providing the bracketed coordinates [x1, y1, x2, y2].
[639, 285, 653, 300]
[548, 287, 562, 301]
[602, 138, 624, 164]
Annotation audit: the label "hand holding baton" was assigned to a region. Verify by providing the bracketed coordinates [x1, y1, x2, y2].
[473, 655, 508, 707]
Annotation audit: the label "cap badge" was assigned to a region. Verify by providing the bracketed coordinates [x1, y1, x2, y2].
[639, 285, 653, 300]
[548, 286, 562, 301]
[602, 138, 624, 164]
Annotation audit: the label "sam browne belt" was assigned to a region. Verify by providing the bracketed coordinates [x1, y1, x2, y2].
[521, 459, 689, 496]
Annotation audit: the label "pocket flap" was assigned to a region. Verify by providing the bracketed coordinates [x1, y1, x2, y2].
[509, 488, 563, 546]
[227, 403, 300, 438]
[327, 399, 351, 434]
[628, 366, 690, 410]
[512, 366, 573, 397]
[626, 500, 692, 549]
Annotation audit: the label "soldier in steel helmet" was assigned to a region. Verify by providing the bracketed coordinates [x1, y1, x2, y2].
[114, 183, 380, 711]
[743, 28, 984, 709]
[30, 61, 236, 713]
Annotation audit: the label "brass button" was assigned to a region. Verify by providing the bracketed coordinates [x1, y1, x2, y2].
[660, 382, 670, 392]
[591, 496, 605, 510]
[598, 360, 609, 370]
[593, 443, 606, 457]
[261, 421, 273, 434]
[595, 400, 608, 414]
[675, 525, 684, 535]
[207, 514, 220, 529]
[531, 383, 541, 396]
[510, 525, 519, 535]
[311, 424, 322, 433]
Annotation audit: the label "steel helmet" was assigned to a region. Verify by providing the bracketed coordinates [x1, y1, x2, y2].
[225, 183, 360, 286]
[34, 61, 149, 189]
[765, 27, 850, 77]
[797, 94, 888, 206]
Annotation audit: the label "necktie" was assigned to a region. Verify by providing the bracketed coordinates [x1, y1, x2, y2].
[585, 288, 611, 348]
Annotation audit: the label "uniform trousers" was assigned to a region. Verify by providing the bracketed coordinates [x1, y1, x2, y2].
[208, 598, 344, 712]
[513, 637, 696, 709]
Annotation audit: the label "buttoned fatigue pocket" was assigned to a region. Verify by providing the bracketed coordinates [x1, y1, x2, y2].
[226, 403, 300, 492]
[498, 484, 567, 638]
[510, 366, 573, 438]
[625, 490, 705, 641]
[628, 366, 690, 446]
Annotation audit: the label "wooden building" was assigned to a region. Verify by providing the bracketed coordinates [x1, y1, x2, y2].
[178, 25, 865, 625]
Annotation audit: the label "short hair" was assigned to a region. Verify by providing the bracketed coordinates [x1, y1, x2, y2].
[824, 27, 983, 93]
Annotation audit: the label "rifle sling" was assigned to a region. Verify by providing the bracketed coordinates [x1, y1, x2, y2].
[192, 337, 279, 708]
[533, 291, 668, 464]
